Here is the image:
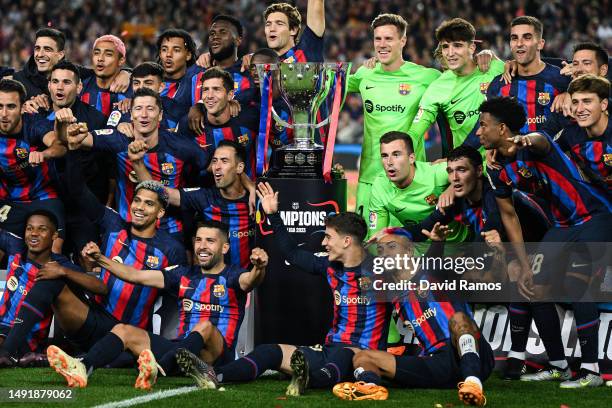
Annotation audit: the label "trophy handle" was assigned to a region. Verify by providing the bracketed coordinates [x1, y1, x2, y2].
[271, 108, 330, 130]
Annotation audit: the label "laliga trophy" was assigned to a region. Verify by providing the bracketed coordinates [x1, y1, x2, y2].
[256, 62, 350, 179]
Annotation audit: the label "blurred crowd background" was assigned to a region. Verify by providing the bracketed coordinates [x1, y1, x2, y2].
[1, 0, 609, 144]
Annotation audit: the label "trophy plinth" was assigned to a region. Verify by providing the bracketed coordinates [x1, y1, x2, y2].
[268, 144, 324, 178]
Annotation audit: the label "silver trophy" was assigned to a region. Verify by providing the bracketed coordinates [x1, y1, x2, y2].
[256, 62, 350, 178]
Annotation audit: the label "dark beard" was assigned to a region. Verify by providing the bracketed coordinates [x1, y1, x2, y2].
[211, 44, 236, 63]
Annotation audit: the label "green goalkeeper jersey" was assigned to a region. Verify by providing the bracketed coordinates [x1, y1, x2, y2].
[367, 161, 469, 242]
[408, 59, 504, 150]
[348, 62, 441, 184]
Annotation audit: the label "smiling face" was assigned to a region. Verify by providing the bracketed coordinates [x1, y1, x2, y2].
[211, 145, 244, 189]
[202, 77, 232, 115]
[131, 95, 162, 135]
[49, 69, 80, 108]
[129, 188, 165, 230]
[159, 37, 192, 78]
[0, 91, 23, 135]
[92, 41, 124, 79]
[571, 91, 608, 129]
[193, 227, 228, 270]
[572, 49, 608, 78]
[447, 157, 481, 199]
[380, 139, 414, 187]
[321, 226, 349, 262]
[439, 39, 475, 73]
[24, 214, 58, 255]
[510, 24, 543, 67]
[265, 12, 298, 53]
[33, 37, 64, 73]
[209, 20, 240, 61]
[373, 25, 406, 68]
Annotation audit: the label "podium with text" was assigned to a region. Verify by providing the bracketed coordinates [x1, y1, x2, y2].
[255, 178, 346, 345]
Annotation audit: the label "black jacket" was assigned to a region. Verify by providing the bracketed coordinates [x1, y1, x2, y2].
[12, 56, 50, 99]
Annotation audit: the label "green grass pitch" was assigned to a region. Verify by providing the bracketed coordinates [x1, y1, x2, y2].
[0, 368, 610, 407]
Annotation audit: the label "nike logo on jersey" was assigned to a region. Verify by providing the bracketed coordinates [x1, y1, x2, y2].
[570, 262, 588, 268]
[179, 285, 194, 290]
[365, 85, 375, 90]
[450, 98, 460, 104]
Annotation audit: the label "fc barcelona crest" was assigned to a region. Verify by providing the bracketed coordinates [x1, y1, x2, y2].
[480, 82, 490, 94]
[161, 162, 175, 175]
[238, 134, 250, 145]
[359, 277, 372, 290]
[425, 194, 438, 206]
[537, 92, 551, 106]
[398, 83, 411, 95]
[603, 153, 612, 167]
[15, 147, 28, 159]
[518, 167, 533, 178]
[145, 255, 160, 269]
[213, 284, 226, 298]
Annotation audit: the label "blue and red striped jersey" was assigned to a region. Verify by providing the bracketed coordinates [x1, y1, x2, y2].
[163, 264, 247, 350]
[79, 76, 129, 117]
[0, 115, 58, 202]
[191, 60, 256, 106]
[0, 230, 82, 351]
[161, 64, 206, 130]
[279, 26, 324, 63]
[180, 187, 253, 269]
[177, 106, 259, 178]
[95, 207, 187, 329]
[553, 120, 612, 191]
[488, 133, 611, 227]
[91, 128, 209, 235]
[270, 99, 294, 149]
[487, 64, 570, 134]
[396, 293, 473, 355]
[407, 178, 503, 242]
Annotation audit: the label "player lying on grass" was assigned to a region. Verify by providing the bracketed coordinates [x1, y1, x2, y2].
[46, 220, 267, 390]
[174, 182, 393, 396]
[333, 226, 497, 406]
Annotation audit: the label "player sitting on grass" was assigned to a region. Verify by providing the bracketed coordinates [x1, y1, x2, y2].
[174, 182, 393, 396]
[334, 226, 497, 406]
[46, 220, 267, 390]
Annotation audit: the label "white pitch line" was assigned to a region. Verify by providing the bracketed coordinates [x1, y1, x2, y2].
[92, 386, 199, 408]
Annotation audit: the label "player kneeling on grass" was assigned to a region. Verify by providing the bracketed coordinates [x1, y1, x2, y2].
[47, 220, 267, 390]
[333, 226, 495, 406]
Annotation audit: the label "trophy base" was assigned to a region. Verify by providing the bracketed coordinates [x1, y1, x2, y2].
[267, 144, 324, 179]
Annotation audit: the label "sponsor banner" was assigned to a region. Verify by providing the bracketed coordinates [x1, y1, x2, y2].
[255, 178, 346, 346]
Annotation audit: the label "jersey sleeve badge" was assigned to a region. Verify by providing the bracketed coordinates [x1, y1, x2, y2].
[107, 110, 122, 127]
[368, 211, 377, 228]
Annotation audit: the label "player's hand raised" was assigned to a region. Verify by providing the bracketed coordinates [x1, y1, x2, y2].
[82, 241, 102, 262]
[196, 52, 213, 68]
[28, 151, 46, 166]
[256, 182, 279, 215]
[115, 98, 132, 114]
[66, 122, 88, 150]
[128, 140, 148, 162]
[55, 108, 77, 124]
[250, 247, 269, 268]
[36, 261, 66, 281]
[475, 49, 494, 73]
[240, 53, 253, 73]
[507, 135, 532, 154]
[559, 61, 574, 77]
[421, 222, 452, 242]
[110, 70, 131, 93]
[22, 94, 50, 114]
[118, 122, 135, 138]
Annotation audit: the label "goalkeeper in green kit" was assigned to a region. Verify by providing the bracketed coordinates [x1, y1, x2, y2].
[408, 18, 505, 155]
[347, 14, 441, 219]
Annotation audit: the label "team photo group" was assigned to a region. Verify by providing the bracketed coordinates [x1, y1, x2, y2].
[0, 0, 610, 406]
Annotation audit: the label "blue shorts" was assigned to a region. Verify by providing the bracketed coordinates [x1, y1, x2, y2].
[149, 332, 234, 369]
[68, 305, 118, 352]
[393, 337, 494, 388]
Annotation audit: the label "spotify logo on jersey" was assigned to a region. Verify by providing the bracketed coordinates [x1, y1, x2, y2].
[365, 100, 374, 113]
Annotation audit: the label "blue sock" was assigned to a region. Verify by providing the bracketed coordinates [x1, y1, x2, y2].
[82, 332, 124, 374]
[216, 344, 282, 383]
[508, 303, 532, 354]
[309, 348, 355, 388]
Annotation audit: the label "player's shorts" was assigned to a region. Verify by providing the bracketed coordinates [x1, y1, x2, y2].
[298, 344, 358, 383]
[355, 181, 373, 220]
[67, 305, 119, 352]
[149, 332, 234, 370]
[533, 213, 612, 288]
[393, 337, 494, 388]
[0, 198, 66, 239]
